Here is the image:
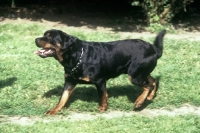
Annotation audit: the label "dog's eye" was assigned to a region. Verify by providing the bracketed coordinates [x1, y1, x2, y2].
[47, 35, 52, 40]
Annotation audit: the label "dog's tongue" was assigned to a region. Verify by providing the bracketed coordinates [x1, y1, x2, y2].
[34, 50, 40, 55]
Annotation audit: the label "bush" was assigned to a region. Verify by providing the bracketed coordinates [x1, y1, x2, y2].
[131, 0, 194, 25]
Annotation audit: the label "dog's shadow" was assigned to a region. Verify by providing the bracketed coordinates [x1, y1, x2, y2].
[43, 77, 160, 111]
[0, 77, 17, 90]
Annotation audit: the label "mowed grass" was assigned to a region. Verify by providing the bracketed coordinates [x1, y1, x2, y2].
[0, 22, 200, 117]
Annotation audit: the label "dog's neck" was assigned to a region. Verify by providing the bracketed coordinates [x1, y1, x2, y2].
[61, 47, 84, 77]
[70, 47, 84, 73]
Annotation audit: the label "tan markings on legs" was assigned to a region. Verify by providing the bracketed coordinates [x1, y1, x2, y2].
[147, 75, 157, 100]
[134, 87, 150, 108]
[98, 92, 108, 112]
[147, 82, 157, 100]
[45, 86, 75, 115]
[79, 76, 90, 82]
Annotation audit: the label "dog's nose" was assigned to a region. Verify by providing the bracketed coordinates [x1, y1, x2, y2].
[35, 38, 39, 43]
[35, 38, 41, 47]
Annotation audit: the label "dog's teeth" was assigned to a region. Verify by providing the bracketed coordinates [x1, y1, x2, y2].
[40, 49, 46, 53]
[35, 49, 54, 56]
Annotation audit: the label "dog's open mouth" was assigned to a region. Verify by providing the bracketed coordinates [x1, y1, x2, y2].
[34, 48, 56, 58]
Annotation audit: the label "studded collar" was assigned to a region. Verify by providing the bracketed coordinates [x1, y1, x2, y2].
[70, 48, 84, 75]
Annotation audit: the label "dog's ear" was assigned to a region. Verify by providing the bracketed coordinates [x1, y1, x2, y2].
[57, 30, 76, 50]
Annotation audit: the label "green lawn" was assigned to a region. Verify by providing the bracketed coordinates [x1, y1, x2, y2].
[0, 22, 200, 132]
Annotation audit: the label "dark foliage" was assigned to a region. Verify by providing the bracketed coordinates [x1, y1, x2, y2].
[0, 0, 199, 25]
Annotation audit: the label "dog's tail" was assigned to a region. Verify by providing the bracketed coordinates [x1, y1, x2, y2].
[153, 30, 166, 59]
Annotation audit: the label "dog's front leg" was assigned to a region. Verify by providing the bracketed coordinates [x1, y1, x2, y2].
[95, 80, 108, 112]
[45, 82, 77, 115]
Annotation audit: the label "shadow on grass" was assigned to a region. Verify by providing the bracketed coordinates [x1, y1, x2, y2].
[1, 3, 200, 32]
[43, 76, 161, 111]
[0, 3, 147, 32]
[0, 77, 17, 89]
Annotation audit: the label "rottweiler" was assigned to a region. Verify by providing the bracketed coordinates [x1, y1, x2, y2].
[34, 29, 166, 115]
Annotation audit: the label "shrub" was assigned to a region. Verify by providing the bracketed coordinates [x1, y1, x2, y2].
[131, 0, 194, 25]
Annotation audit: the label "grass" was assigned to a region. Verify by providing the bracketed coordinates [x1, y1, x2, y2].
[0, 21, 200, 133]
[0, 115, 200, 133]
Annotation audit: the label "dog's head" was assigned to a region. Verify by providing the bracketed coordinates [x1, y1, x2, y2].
[34, 29, 76, 61]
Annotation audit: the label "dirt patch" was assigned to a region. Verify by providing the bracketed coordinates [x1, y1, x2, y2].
[1, 104, 199, 125]
[1, 18, 200, 42]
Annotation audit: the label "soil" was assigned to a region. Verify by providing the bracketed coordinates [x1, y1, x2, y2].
[0, 5, 200, 125]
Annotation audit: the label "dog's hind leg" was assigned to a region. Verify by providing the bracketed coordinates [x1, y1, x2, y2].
[134, 85, 150, 108]
[146, 75, 157, 100]
[128, 75, 152, 109]
[129, 75, 157, 108]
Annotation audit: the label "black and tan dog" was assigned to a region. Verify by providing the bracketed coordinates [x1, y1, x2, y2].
[34, 29, 166, 115]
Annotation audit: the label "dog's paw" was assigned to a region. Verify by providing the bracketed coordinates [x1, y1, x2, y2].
[45, 109, 58, 115]
[98, 106, 107, 112]
[134, 100, 143, 109]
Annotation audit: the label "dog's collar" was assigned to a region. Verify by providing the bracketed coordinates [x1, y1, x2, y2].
[71, 48, 84, 73]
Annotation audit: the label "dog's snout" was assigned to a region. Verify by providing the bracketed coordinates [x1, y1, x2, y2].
[35, 38, 39, 43]
[35, 38, 41, 47]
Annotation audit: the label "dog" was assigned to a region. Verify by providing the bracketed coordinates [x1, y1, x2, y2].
[34, 29, 166, 115]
